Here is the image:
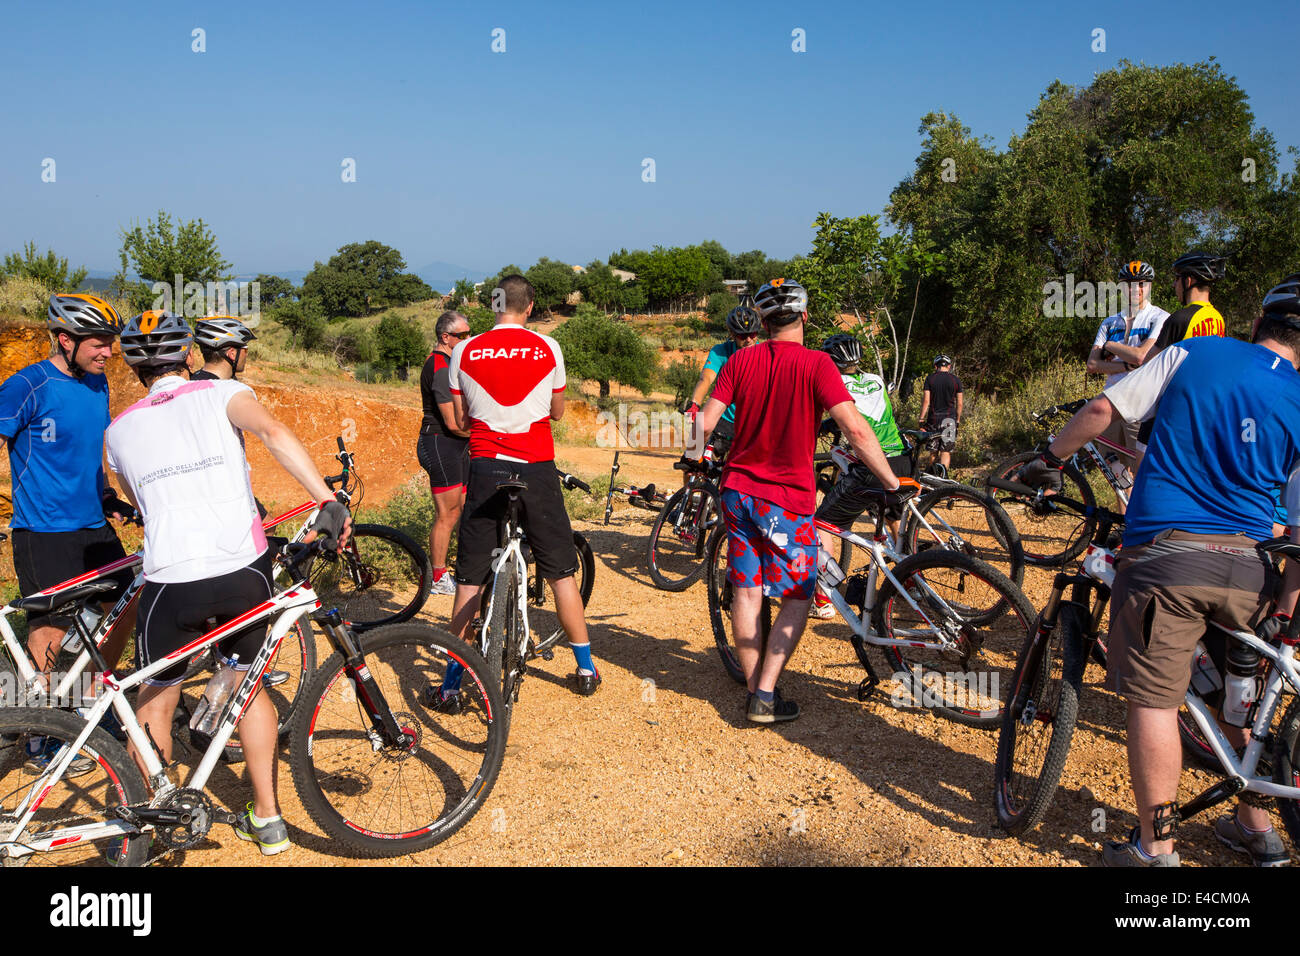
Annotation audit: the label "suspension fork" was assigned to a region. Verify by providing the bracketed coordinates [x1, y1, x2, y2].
[316, 609, 410, 745]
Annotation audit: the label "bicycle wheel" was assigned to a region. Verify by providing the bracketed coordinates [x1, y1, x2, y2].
[992, 603, 1089, 834]
[903, 484, 1025, 591]
[1272, 697, 1300, 848]
[182, 618, 317, 762]
[705, 527, 771, 684]
[312, 524, 431, 631]
[289, 623, 507, 858]
[985, 452, 1095, 567]
[646, 484, 721, 591]
[869, 549, 1035, 727]
[0, 706, 150, 867]
[530, 531, 595, 657]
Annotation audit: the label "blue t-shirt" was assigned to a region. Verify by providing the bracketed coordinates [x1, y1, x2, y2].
[704, 341, 740, 424]
[1104, 337, 1300, 545]
[0, 360, 110, 532]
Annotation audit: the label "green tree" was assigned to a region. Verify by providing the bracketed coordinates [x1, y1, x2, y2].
[616, 280, 647, 315]
[116, 210, 232, 310]
[270, 299, 326, 350]
[576, 261, 623, 312]
[608, 247, 652, 276]
[662, 357, 701, 407]
[553, 304, 659, 400]
[525, 258, 575, 313]
[477, 264, 524, 308]
[301, 241, 416, 317]
[2, 242, 88, 291]
[253, 274, 296, 307]
[463, 305, 496, 334]
[638, 245, 713, 311]
[373, 312, 428, 380]
[450, 278, 477, 308]
[384, 272, 436, 307]
[705, 292, 739, 330]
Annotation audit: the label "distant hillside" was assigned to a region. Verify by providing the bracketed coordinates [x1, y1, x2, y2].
[76, 263, 486, 297]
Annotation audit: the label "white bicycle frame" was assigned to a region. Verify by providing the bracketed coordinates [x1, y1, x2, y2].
[479, 528, 532, 673]
[0, 581, 318, 862]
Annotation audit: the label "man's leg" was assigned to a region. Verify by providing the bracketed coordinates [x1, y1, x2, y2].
[755, 596, 813, 693]
[1126, 702, 1182, 856]
[730, 584, 765, 690]
[100, 599, 135, 672]
[236, 684, 280, 820]
[429, 485, 465, 584]
[550, 575, 589, 646]
[26, 624, 65, 681]
[131, 682, 182, 781]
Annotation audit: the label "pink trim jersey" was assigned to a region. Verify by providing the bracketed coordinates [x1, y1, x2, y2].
[448, 325, 565, 463]
[105, 376, 267, 584]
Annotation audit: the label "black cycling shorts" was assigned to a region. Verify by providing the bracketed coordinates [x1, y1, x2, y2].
[815, 454, 914, 528]
[417, 430, 470, 494]
[454, 458, 577, 586]
[11, 524, 133, 631]
[135, 550, 274, 687]
[708, 418, 735, 463]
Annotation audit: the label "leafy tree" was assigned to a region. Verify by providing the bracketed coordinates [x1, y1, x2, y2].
[384, 272, 436, 307]
[576, 261, 623, 313]
[301, 241, 417, 317]
[373, 312, 428, 380]
[525, 258, 575, 313]
[638, 245, 713, 311]
[271, 299, 326, 349]
[2, 242, 88, 291]
[705, 292, 739, 330]
[553, 304, 659, 399]
[116, 210, 232, 310]
[733, 249, 792, 293]
[608, 248, 652, 276]
[697, 239, 733, 278]
[616, 280, 647, 315]
[450, 278, 477, 308]
[661, 357, 701, 408]
[253, 273, 295, 306]
[477, 264, 524, 308]
[463, 305, 496, 334]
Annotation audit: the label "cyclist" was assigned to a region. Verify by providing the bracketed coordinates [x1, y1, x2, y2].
[192, 315, 256, 382]
[433, 275, 597, 705]
[1015, 274, 1300, 867]
[693, 279, 918, 724]
[682, 302, 762, 462]
[417, 311, 472, 597]
[1086, 260, 1170, 487]
[0, 294, 137, 773]
[105, 311, 352, 856]
[917, 354, 962, 474]
[810, 333, 912, 619]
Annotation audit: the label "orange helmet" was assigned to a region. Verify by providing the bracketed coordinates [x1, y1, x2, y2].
[47, 293, 123, 338]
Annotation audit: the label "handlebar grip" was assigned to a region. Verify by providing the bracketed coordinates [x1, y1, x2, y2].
[563, 474, 592, 494]
[673, 461, 694, 471]
[337, 436, 346, 452]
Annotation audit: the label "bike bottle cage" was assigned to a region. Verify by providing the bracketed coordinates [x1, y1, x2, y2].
[1151, 801, 1179, 840]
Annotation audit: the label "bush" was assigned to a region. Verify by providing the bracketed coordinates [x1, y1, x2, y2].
[661, 357, 701, 408]
[0, 275, 53, 319]
[369, 475, 439, 552]
[373, 312, 428, 379]
[705, 292, 738, 331]
[463, 305, 495, 334]
[270, 299, 327, 350]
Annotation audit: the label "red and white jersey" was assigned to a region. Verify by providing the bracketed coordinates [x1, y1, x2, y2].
[449, 324, 565, 462]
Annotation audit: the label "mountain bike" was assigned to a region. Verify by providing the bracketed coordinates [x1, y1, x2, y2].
[984, 399, 1135, 566]
[0, 540, 505, 865]
[603, 450, 669, 525]
[644, 453, 723, 591]
[988, 478, 1282, 836]
[706, 489, 1035, 727]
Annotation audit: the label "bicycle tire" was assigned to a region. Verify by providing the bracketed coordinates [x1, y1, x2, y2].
[289, 623, 507, 858]
[903, 483, 1026, 594]
[705, 527, 771, 684]
[530, 531, 595, 657]
[646, 484, 721, 591]
[0, 706, 150, 867]
[867, 549, 1036, 727]
[985, 452, 1096, 567]
[311, 524, 431, 631]
[992, 603, 1089, 834]
[1272, 697, 1300, 848]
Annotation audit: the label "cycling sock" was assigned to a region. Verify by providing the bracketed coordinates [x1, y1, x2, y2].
[1131, 833, 1157, 862]
[754, 689, 775, 704]
[570, 642, 595, 676]
[249, 807, 281, 827]
[1235, 813, 1272, 835]
[432, 567, 447, 581]
[442, 659, 465, 693]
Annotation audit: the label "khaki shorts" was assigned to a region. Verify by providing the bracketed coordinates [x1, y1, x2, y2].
[1105, 531, 1273, 709]
[1100, 417, 1139, 462]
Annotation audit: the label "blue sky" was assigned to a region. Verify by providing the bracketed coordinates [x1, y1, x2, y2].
[1, 0, 1296, 282]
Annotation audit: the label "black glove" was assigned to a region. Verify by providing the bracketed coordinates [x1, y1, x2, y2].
[1014, 451, 1065, 493]
[308, 500, 351, 551]
[680, 400, 700, 416]
[102, 490, 137, 522]
[1257, 612, 1294, 646]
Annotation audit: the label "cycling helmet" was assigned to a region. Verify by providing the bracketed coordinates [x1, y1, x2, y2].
[753, 278, 808, 325]
[933, 354, 952, 367]
[1116, 260, 1155, 283]
[724, 306, 762, 335]
[194, 315, 256, 351]
[1262, 273, 1300, 321]
[821, 333, 862, 368]
[737, 292, 756, 311]
[47, 293, 123, 339]
[120, 311, 193, 369]
[1172, 251, 1227, 284]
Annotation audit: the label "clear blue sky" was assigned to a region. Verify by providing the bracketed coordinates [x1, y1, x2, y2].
[1, 0, 1296, 281]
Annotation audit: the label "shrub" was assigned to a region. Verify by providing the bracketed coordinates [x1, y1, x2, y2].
[661, 357, 701, 408]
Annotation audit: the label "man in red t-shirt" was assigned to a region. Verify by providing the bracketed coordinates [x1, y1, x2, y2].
[694, 278, 919, 723]
[428, 275, 598, 707]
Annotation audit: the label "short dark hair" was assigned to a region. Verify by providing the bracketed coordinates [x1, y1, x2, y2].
[435, 310, 468, 338]
[1254, 315, 1300, 355]
[494, 275, 534, 315]
[199, 343, 237, 363]
[137, 363, 189, 388]
[762, 311, 801, 330]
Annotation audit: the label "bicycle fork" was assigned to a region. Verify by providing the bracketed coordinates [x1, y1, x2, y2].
[316, 609, 413, 751]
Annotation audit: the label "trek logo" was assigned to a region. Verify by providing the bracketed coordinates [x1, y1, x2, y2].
[50, 886, 152, 936]
[468, 346, 548, 362]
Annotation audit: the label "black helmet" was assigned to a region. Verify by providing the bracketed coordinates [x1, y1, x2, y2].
[1262, 273, 1300, 322]
[933, 354, 952, 367]
[1172, 251, 1227, 284]
[724, 306, 761, 335]
[1117, 260, 1155, 283]
[121, 311, 193, 369]
[753, 278, 808, 325]
[194, 315, 257, 351]
[821, 333, 862, 368]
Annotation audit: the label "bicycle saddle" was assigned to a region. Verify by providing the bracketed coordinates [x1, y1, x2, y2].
[13, 580, 117, 617]
[496, 476, 529, 494]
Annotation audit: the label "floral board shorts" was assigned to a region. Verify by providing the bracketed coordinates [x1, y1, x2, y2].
[721, 489, 818, 600]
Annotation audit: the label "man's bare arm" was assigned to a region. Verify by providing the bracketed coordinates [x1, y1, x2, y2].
[829, 401, 899, 490]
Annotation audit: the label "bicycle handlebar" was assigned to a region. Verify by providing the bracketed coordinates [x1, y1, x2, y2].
[987, 476, 1125, 527]
[560, 473, 591, 494]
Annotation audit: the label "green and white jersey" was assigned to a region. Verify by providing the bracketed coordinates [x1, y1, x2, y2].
[842, 371, 904, 457]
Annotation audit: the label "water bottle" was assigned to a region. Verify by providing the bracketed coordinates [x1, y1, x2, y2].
[1104, 452, 1133, 491]
[1221, 641, 1260, 727]
[190, 654, 241, 735]
[1188, 641, 1223, 697]
[63, 604, 103, 655]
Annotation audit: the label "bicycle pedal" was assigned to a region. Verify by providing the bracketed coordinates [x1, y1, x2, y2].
[856, 676, 878, 702]
[1151, 801, 1180, 840]
[541, 649, 554, 661]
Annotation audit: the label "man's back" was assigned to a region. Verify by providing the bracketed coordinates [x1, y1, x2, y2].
[1149, 301, 1225, 353]
[924, 369, 961, 414]
[843, 370, 904, 456]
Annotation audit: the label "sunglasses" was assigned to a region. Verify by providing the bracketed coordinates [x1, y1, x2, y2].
[734, 332, 759, 341]
[446, 330, 471, 340]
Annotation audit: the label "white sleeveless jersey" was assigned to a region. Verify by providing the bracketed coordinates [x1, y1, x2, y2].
[105, 376, 267, 583]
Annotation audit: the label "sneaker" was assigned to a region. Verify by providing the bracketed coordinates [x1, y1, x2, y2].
[234, 803, 290, 856]
[421, 685, 466, 714]
[574, 670, 601, 697]
[428, 575, 457, 597]
[23, 736, 96, 777]
[1102, 827, 1180, 867]
[811, 597, 835, 620]
[1214, 813, 1290, 867]
[746, 690, 800, 725]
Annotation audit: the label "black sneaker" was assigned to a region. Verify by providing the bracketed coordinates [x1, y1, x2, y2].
[746, 690, 799, 724]
[574, 670, 601, 696]
[421, 685, 466, 714]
